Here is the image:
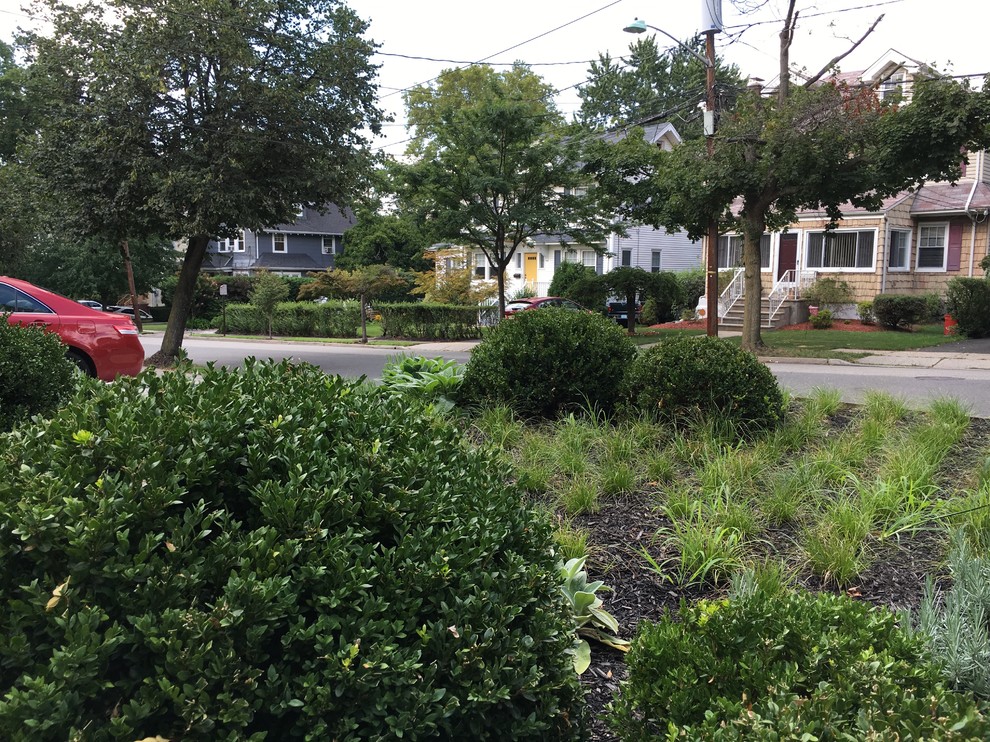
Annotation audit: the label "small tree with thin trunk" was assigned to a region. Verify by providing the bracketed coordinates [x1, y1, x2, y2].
[250, 271, 288, 339]
[606, 267, 654, 333]
[299, 265, 412, 343]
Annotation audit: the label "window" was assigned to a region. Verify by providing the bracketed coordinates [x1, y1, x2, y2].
[0, 284, 51, 314]
[888, 229, 911, 270]
[651, 251, 662, 273]
[621, 249, 632, 267]
[218, 233, 244, 252]
[806, 230, 875, 269]
[474, 252, 487, 279]
[718, 234, 770, 269]
[879, 69, 906, 101]
[562, 250, 578, 263]
[539, 253, 545, 269]
[273, 234, 286, 253]
[322, 236, 339, 255]
[581, 250, 596, 267]
[917, 224, 947, 270]
[516, 253, 522, 268]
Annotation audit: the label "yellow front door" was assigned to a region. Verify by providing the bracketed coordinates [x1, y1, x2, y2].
[524, 253, 538, 286]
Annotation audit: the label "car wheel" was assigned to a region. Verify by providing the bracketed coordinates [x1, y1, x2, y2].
[66, 349, 96, 377]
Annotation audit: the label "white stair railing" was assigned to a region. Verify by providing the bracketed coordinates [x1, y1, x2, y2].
[766, 269, 796, 326]
[717, 268, 745, 318]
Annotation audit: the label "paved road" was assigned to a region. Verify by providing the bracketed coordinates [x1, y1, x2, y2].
[142, 335, 990, 417]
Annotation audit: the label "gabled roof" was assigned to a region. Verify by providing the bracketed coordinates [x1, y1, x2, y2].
[601, 121, 682, 151]
[255, 253, 322, 270]
[911, 182, 990, 215]
[862, 48, 929, 83]
[267, 204, 355, 235]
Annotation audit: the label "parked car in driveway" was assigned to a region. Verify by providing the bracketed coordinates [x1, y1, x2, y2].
[1, 276, 144, 380]
[606, 301, 643, 325]
[106, 305, 153, 320]
[77, 299, 103, 311]
[503, 296, 587, 317]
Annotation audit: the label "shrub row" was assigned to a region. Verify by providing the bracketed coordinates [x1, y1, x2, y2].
[872, 293, 929, 329]
[378, 302, 491, 340]
[0, 361, 583, 739]
[221, 301, 360, 337]
[612, 579, 989, 740]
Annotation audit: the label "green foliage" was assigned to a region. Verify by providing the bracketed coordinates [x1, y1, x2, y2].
[547, 262, 606, 313]
[0, 361, 583, 739]
[873, 293, 929, 329]
[605, 267, 655, 332]
[643, 271, 682, 324]
[381, 355, 465, 414]
[558, 557, 627, 674]
[622, 336, 784, 435]
[946, 277, 990, 337]
[0, 320, 76, 431]
[857, 300, 876, 324]
[378, 302, 485, 340]
[674, 268, 706, 316]
[804, 277, 853, 308]
[222, 301, 360, 338]
[611, 581, 989, 741]
[809, 307, 834, 329]
[462, 309, 636, 418]
[250, 271, 290, 337]
[399, 64, 613, 310]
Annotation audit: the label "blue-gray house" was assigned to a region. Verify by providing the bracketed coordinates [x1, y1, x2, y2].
[202, 204, 355, 276]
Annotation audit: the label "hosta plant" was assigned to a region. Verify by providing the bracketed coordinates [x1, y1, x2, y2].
[559, 556, 628, 673]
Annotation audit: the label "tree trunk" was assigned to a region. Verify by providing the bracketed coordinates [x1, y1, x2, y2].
[626, 289, 636, 334]
[740, 213, 767, 352]
[119, 238, 143, 333]
[359, 290, 368, 343]
[148, 234, 209, 366]
[495, 262, 507, 319]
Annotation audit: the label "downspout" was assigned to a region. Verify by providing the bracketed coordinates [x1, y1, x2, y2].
[964, 150, 982, 277]
[880, 223, 888, 294]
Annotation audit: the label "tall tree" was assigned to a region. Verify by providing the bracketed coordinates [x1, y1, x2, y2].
[577, 35, 743, 135]
[399, 64, 614, 316]
[586, 8, 990, 350]
[23, 0, 382, 362]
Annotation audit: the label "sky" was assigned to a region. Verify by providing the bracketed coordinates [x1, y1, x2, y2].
[2, 0, 988, 156]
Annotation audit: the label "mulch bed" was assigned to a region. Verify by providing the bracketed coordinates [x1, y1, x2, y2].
[565, 415, 990, 741]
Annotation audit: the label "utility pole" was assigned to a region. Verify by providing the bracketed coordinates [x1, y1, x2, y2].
[702, 1, 722, 337]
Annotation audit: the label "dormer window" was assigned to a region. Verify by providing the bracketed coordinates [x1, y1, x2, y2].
[880, 69, 906, 101]
[218, 233, 244, 253]
[322, 236, 340, 255]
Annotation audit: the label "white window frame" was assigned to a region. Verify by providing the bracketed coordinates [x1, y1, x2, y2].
[887, 228, 911, 272]
[804, 229, 877, 272]
[718, 234, 771, 270]
[218, 233, 244, 253]
[650, 251, 662, 273]
[621, 249, 632, 267]
[915, 222, 948, 272]
[322, 236, 339, 255]
[581, 250, 596, 268]
[473, 252, 487, 279]
[273, 234, 287, 253]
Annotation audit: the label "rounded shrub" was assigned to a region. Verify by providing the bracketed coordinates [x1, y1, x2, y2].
[0, 361, 582, 740]
[0, 319, 77, 431]
[622, 335, 783, 434]
[611, 585, 989, 741]
[462, 308, 636, 418]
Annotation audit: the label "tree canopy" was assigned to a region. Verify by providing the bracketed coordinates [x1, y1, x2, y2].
[23, 0, 383, 362]
[398, 64, 615, 315]
[587, 52, 990, 349]
[577, 35, 743, 136]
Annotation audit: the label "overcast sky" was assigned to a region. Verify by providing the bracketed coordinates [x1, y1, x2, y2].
[3, 0, 988, 155]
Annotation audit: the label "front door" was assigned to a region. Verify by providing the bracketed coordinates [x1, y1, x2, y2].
[524, 253, 538, 285]
[777, 234, 798, 281]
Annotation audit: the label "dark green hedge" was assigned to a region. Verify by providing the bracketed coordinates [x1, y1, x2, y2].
[0, 320, 76, 431]
[611, 584, 988, 740]
[378, 303, 487, 340]
[222, 301, 360, 337]
[461, 308, 635, 418]
[946, 278, 990, 338]
[0, 361, 582, 739]
[872, 294, 928, 330]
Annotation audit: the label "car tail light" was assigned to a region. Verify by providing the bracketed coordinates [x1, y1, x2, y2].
[114, 324, 139, 336]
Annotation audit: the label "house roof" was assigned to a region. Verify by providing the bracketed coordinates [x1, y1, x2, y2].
[911, 182, 990, 214]
[601, 121, 682, 151]
[268, 204, 355, 235]
[203, 253, 233, 271]
[255, 253, 322, 271]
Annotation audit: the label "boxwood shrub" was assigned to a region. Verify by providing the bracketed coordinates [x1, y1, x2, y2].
[872, 293, 928, 330]
[611, 585, 989, 741]
[0, 361, 582, 739]
[0, 319, 76, 431]
[461, 308, 636, 418]
[621, 335, 783, 435]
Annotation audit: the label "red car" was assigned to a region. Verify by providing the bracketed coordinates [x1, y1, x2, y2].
[503, 296, 587, 317]
[1, 276, 144, 380]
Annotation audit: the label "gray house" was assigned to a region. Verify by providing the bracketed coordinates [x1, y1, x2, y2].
[202, 204, 355, 276]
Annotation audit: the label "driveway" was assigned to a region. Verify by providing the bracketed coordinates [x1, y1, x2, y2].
[917, 336, 990, 354]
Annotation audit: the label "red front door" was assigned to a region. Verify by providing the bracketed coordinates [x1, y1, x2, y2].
[777, 234, 798, 281]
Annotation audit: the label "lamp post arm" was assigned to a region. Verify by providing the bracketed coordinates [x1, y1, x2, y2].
[642, 24, 712, 68]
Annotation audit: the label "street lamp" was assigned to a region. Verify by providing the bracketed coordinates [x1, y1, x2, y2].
[624, 10, 721, 337]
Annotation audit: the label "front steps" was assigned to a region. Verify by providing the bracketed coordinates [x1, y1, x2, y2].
[718, 298, 803, 331]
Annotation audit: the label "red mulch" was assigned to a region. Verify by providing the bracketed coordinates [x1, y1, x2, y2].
[647, 319, 882, 332]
